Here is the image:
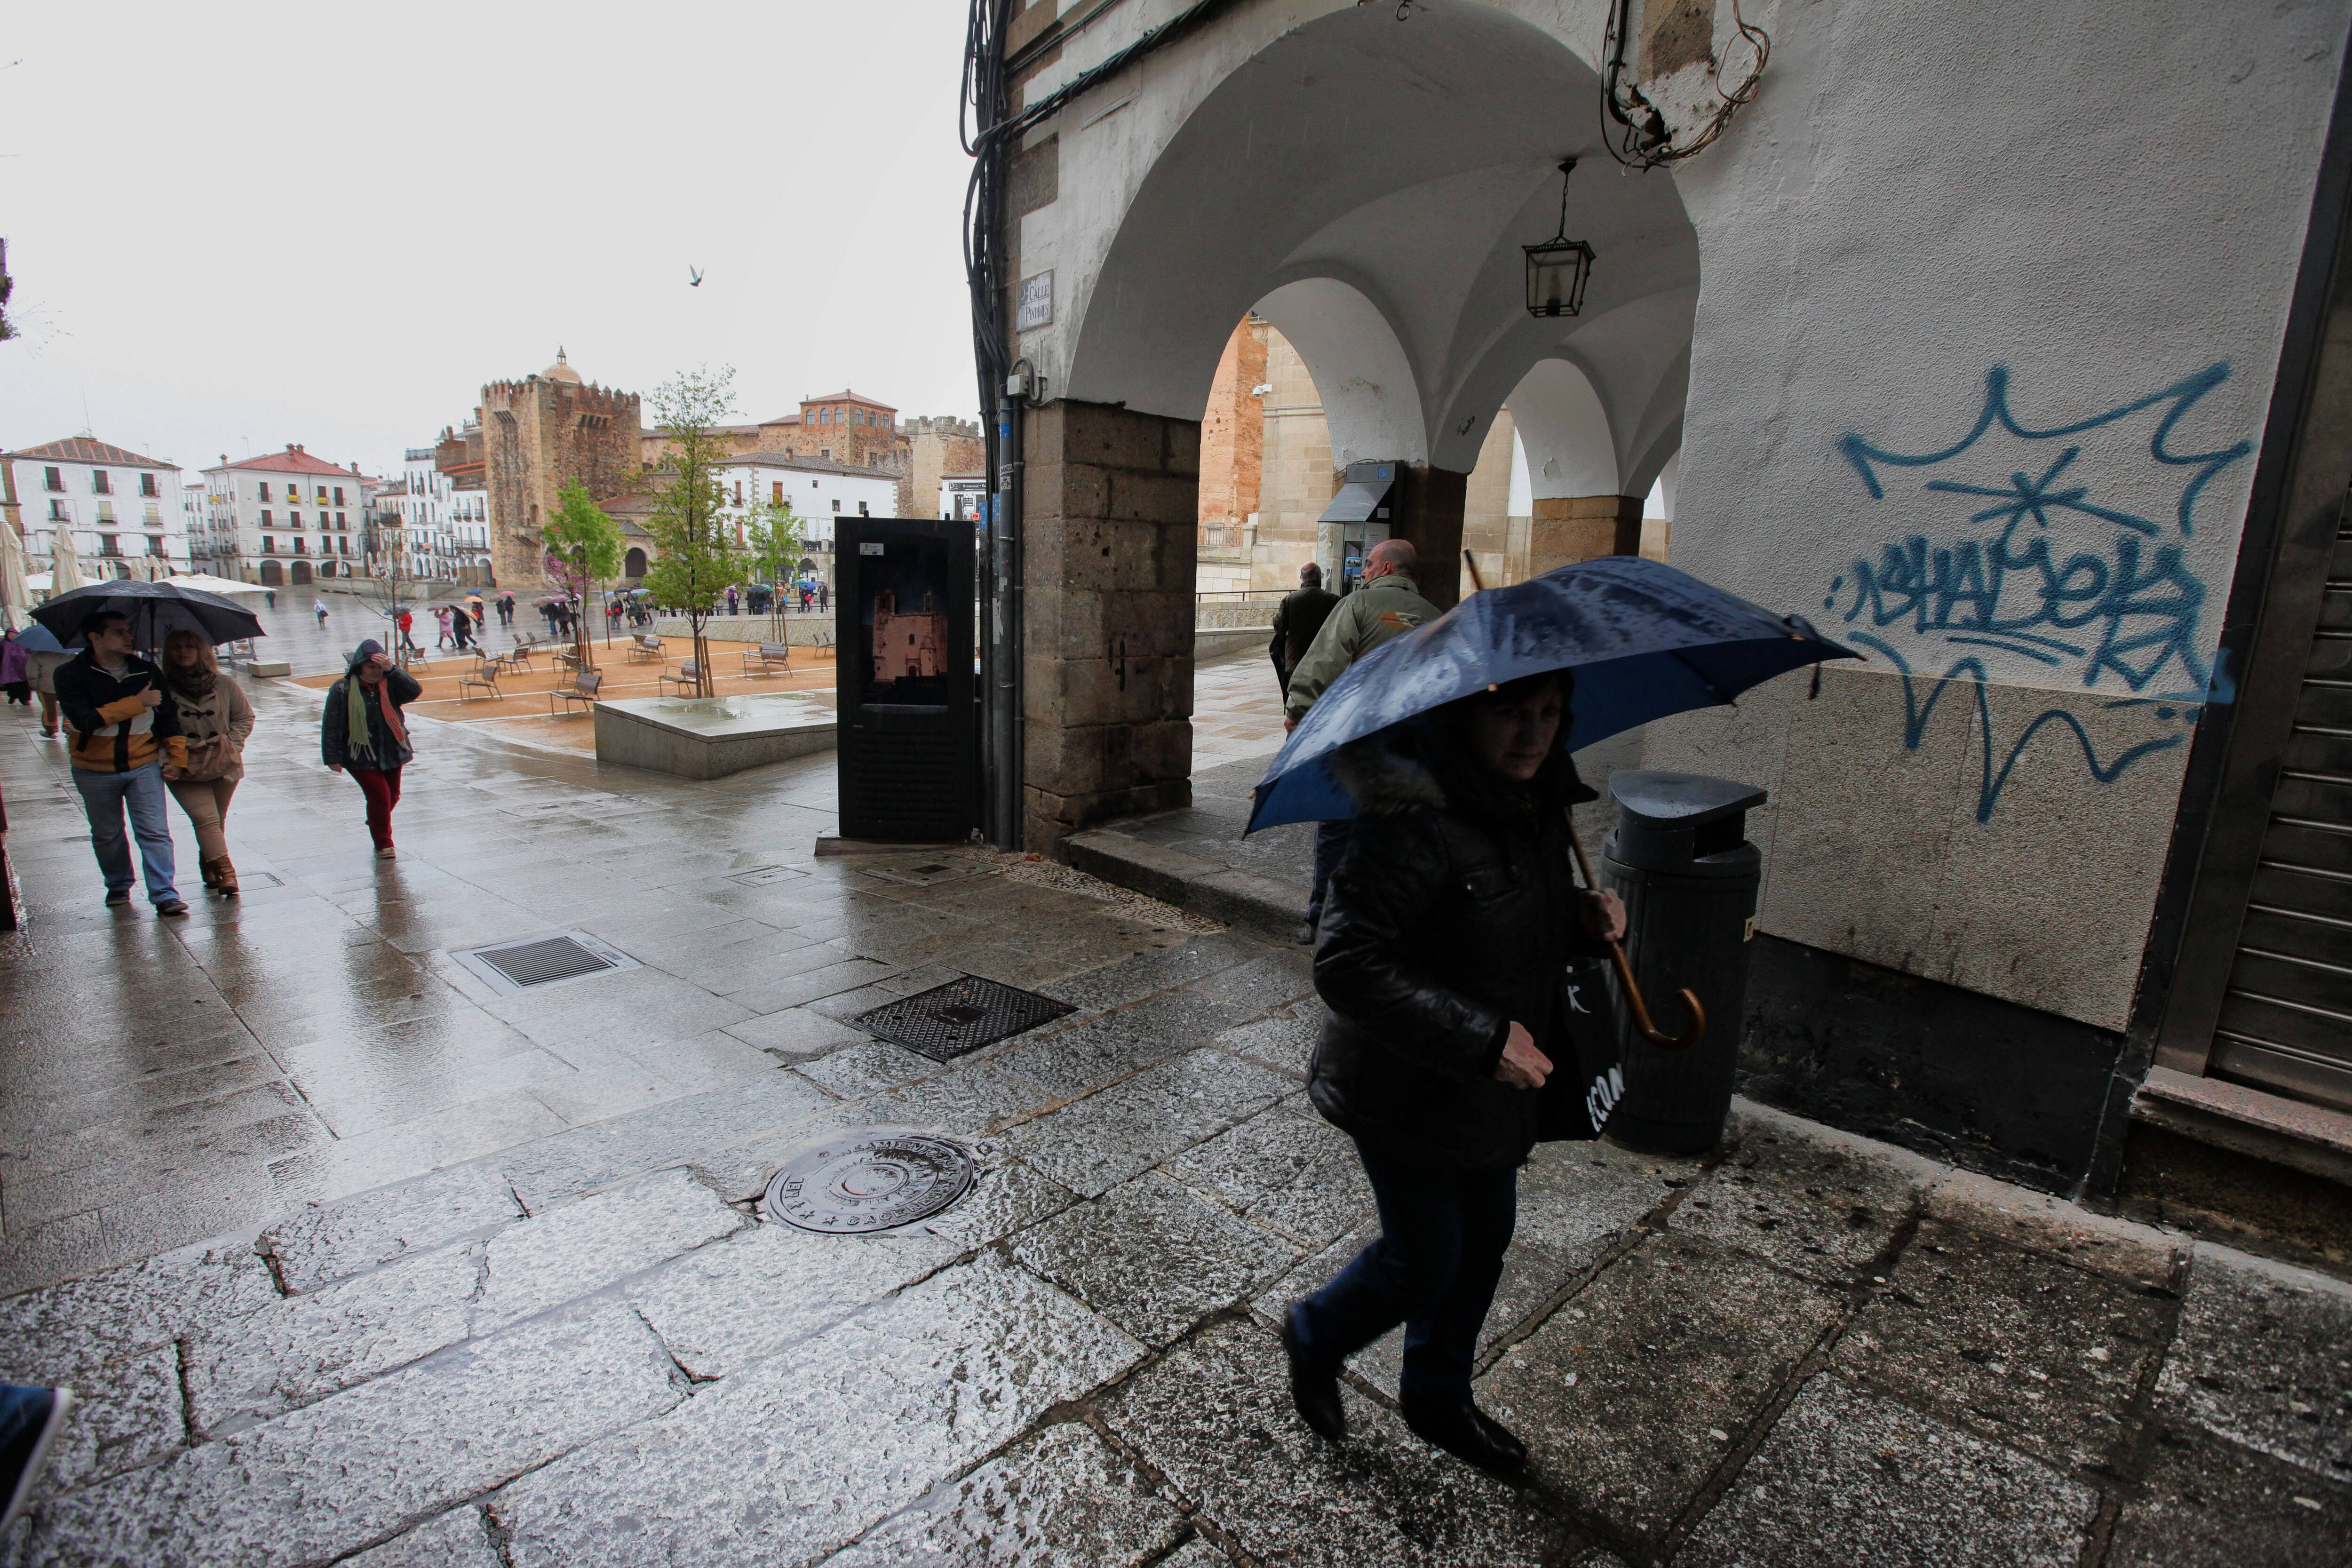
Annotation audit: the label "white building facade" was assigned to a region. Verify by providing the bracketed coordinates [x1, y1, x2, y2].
[713, 453, 898, 585]
[368, 448, 493, 584]
[1, 438, 189, 578]
[200, 444, 373, 586]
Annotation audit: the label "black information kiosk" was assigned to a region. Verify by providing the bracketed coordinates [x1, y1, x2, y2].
[834, 517, 977, 843]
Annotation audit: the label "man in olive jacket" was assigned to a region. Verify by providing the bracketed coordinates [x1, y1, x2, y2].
[1281, 538, 1441, 942]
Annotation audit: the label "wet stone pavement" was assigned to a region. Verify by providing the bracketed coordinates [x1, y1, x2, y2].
[3, 674, 2351, 1565]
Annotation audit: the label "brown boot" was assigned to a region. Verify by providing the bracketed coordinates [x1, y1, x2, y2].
[214, 856, 239, 896]
[199, 858, 221, 889]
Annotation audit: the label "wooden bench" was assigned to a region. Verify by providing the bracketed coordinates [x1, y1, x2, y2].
[458, 657, 502, 701]
[548, 668, 602, 716]
[626, 634, 663, 663]
[552, 645, 584, 674]
[740, 640, 791, 676]
[657, 661, 703, 697]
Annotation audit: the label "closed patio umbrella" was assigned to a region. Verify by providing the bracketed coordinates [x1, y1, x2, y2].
[0, 524, 28, 630]
[49, 529, 85, 593]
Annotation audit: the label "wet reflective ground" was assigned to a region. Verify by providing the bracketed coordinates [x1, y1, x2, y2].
[2, 660, 2347, 1565]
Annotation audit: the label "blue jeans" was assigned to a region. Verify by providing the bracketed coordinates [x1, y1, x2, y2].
[73, 763, 179, 905]
[1288, 1140, 1518, 1409]
[1306, 819, 1353, 926]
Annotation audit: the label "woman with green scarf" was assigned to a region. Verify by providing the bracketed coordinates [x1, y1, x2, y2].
[321, 639, 422, 860]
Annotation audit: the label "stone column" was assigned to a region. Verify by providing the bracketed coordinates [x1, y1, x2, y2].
[1022, 400, 1200, 850]
[1528, 495, 1644, 576]
[1391, 464, 1469, 610]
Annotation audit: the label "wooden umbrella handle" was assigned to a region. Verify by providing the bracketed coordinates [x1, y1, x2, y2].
[1562, 807, 1706, 1052]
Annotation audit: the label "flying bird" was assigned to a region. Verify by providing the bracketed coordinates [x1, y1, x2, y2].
[689, 266, 704, 287]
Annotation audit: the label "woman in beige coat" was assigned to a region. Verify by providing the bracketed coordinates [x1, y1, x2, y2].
[156, 630, 255, 895]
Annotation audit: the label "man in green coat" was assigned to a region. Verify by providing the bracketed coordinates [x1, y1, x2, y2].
[1283, 537, 1442, 943]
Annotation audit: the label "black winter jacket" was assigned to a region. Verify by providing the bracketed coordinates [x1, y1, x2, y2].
[1308, 722, 1608, 1170]
[321, 666, 422, 770]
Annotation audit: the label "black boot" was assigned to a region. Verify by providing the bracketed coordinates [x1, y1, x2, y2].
[1280, 1311, 1346, 1441]
[1401, 1398, 1527, 1474]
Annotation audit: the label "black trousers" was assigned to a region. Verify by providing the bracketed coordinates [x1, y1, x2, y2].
[1288, 1139, 1518, 1409]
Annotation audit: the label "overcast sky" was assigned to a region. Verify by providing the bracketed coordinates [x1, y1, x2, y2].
[0, 0, 978, 480]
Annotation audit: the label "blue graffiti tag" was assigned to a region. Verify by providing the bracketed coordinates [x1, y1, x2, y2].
[1828, 366, 2249, 818]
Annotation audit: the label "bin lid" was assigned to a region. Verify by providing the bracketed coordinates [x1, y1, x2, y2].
[1608, 770, 1766, 829]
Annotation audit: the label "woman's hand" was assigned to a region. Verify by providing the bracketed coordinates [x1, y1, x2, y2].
[159, 765, 183, 781]
[1493, 1021, 1552, 1089]
[1577, 890, 1628, 942]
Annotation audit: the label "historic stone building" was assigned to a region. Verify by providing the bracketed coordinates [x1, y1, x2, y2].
[638, 394, 983, 519]
[479, 350, 643, 590]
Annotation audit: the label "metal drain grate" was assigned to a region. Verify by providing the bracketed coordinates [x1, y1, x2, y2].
[731, 866, 808, 887]
[853, 975, 1075, 1062]
[449, 931, 641, 996]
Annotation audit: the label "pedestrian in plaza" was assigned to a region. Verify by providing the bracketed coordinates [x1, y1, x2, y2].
[1269, 560, 1337, 699]
[158, 629, 254, 897]
[451, 604, 474, 652]
[727, 586, 739, 616]
[1281, 667, 1625, 1475]
[801, 581, 814, 613]
[314, 597, 328, 627]
[321, 638, 421, 861]
[28, 638, 67, 739]
[395, 607, 421, 658]
[818, 581, 829, 614]
[265, 589, 277, 609]
[0, 629, 30, 708]
[0, 1383, 74, 1535]
[56, 610, 189, 915]
[432, 605, 454, 649]
[1283, 538, 1441, 944]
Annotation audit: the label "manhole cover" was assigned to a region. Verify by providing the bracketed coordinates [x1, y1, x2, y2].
[861, 858, 990, 888]
[731, 866, 808, 887]
[853, 975, 1076, 1061]
[764, 1134, 975, 1234]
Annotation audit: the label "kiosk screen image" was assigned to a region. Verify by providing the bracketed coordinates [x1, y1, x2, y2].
[858, 537, 952, 711]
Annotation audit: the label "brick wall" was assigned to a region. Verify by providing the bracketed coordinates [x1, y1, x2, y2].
[481, 375, 644, 590]
[1022, 400, 1200, 848]
[1196, 316, 1267, 549]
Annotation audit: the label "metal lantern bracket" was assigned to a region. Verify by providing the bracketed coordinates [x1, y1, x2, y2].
[1525, 158, 1597, 318]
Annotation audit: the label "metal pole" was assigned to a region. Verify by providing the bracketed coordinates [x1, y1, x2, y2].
[989, 392, 1023, 849]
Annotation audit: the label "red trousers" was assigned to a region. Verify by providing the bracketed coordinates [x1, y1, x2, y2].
[349, 765, 403, 850]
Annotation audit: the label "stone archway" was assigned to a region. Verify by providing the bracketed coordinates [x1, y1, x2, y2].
[289, 561, 312, 586]
[259, 560, 284, 587]
[623, 547, 648, 579]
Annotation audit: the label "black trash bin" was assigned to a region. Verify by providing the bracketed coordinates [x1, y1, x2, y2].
[1597, 770, 1767, 1154]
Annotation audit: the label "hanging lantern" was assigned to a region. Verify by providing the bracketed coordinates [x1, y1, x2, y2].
[1525, 159, 1596, 318]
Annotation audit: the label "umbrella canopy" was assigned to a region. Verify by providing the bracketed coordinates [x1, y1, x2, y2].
[0, 524, 29, 630]
[49, 531, 85, 594]
[1246, 556, 1859, 833]
[12, 621, 64, 654]
[30, 579, 266, 649]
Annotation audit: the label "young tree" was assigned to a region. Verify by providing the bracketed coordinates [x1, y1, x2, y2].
[542, 481, 623, 669]
[640, 366, 744, 698]
[742, 498, 805, 642]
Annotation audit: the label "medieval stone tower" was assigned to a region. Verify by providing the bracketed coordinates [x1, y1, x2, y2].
[479, 350, 643, 589]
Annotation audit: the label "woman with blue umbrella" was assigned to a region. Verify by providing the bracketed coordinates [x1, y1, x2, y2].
[1274, 555, 1855, 1472]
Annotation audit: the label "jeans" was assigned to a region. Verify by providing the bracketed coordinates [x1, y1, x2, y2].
[1287, 1141, 1518, 1409]
[1306, 819, 1354, 927]
[349, 765, 403, 850]
[73, 763, 179, 905]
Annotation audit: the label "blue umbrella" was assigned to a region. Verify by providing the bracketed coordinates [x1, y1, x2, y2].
[1246, 555, 1859, 834]
[10, 622, 65, 654]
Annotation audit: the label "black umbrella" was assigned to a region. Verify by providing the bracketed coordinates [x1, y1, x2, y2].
[30, 579, 266, 648]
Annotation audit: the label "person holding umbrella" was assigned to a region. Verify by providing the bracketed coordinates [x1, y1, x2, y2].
[54, 610, 189, 915]
[0, 629, 29, 708]
[158, 629, 254, 896]
[321, 639, 420, 860]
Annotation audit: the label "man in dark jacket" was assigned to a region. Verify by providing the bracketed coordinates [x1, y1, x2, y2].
[1281, 671, 1625, 1476]
[1267, 562, 1336, 696]
[56, 611, 189, 915]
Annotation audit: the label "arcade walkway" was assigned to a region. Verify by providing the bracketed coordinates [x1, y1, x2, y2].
[0, 660, 2342, 1566]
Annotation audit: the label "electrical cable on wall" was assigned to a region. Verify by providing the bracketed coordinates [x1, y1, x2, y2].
[1601, 0, 1769, 169]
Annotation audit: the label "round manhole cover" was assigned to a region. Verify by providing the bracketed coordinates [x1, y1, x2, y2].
[763, 1134, 975, 1234]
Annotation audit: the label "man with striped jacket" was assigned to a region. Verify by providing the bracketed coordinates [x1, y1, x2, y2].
[55, 611, 190, 916]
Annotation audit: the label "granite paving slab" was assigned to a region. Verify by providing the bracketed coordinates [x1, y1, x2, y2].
[2156, 1243, 2352, 1479]
[2105, 1421, 2352, 1566]
[1162, 1102, 1372, 1251]
[1012, 1170, 1300, 1346]
[1006, 1049, 1295, 1198]
[493, 1254, 1143, 1568]
[1676, 1373, 2099, 1568]
[255, 1160, 523, 1296]
[342, 1504, 504, 1568]
[1670, 1109, 1930, 1283]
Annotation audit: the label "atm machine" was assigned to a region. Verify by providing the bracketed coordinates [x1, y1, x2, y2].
[1316, 459, 1398, 595]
